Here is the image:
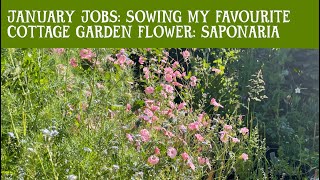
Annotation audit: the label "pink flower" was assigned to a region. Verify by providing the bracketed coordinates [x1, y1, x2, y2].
[126, 59, 134, 66]
[144, 108, 154, 117]
[164, 84, 174, 94]
[240, 127, 249, 135]
[169, 101, 176, 109]
[181, 152, 189, 160]
[120, 48, 126, 54]
[240, 153, 249, 161]
[153, 126, 163, 131]
[161, 59, 167, 63]
[210, 98, 224, 108]
[182, 50, 190, 59]
[167, 147, 177, 158]
[118, 55, 126, 65]
[163, 129, 175, 138]
[85, 90, 92, 97]
[116, 49, 125, 59]
[150, 105, 160, 112]
[53, 48, 65, 55]
[202, 120, 209, 127]
[145, 87, 154, 94]
[148, 155, 159, 165]
[146, 48, 151, 52]
[80, 49, 95, 61]
[139, 56, 145, 64]
[190, 76, 197, 82]
[187, 160, 196, 170]
[126, 104, 131, 112]
[172, 82, 183, 87]
[165, 74, 173, 82]
[179, 125, 187, 133]
[143, 67, 150, 79]
[126, 133, 134, 142]
[144, 73, 150, 79]
[188, 122, 200, 131]
[198, 157, 206, 165]
[143, 67, 149, 73]
[160, 90, 167, 98]
[151, 115, 158, 122]
[212, 68, 221, 74]
[140, 129, 150, 142]
[190, 81, 196, 87]
[69, 58, 78, 67]
[172, 61, 180, 69]
[190, 76, 197, 87]
[154, 147, 160, 155]
[232, 137, 240, 143]
[164, 67, 174, 75]
[144, 99, 154, 104]
[107, 56, 115, 62]
[174, 71, 182, 78]
[140, 115, 150, 122]
[96, 83, 105, 89]
[223, 124, 233, 131]
[195, 134, 204, 142]
[219, 131, 229, 143]
[178, 102, 186, 110]
[162, 109, 175, 118]
[197, 113, 205, 122]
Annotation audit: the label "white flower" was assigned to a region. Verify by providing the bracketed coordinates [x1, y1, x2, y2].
[41, 128, 59, 138]
[8, 132, 15, 138]
[111, 146, 119, 151]
[50, 130, 59, 137]
[295, 87, 301, 94]
[41, 129, 50, 136]
[67, 174, 77, 180]
[83, 147, 92, 152]
[112, 165, 120, 171]
[27, 148, 35, 153]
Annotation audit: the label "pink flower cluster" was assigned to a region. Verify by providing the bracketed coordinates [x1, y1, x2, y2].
[80, 49, 96, 61]
[118, 50, 251, 173]
[190, 76, 197, 87]
[182, 50, 190, 59]
[219, 125, 249, 143]
[69, 58, 78, 67]
[106, 49, 134, 68]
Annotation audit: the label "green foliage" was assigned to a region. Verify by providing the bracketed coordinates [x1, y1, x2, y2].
[233, 48, 319, 178]
[189, 48, 241, 116]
